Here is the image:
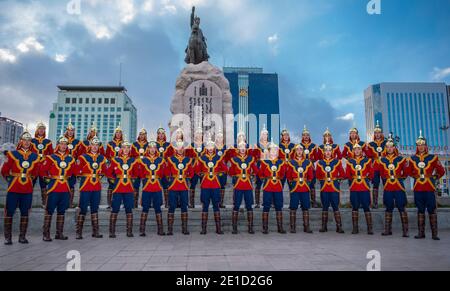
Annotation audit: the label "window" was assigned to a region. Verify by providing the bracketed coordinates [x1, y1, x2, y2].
[105, 98, 109, 104]
[111, 108, 115, 112]
[58, 107, 63, 111]
[91, 108, 95, 112]
[111, 98, 115, 104]
[71, 107, 76, 112]
[65, 98, 70, 104]
[85, 98, 89, 104]
[98, 107, 102, 112]
[117, 108, 122, 112]
[85, 107, 89, 112]
[72, 98, 77, 104]
[104, 107, 109, 112]
[79, 98, 83, 104]
[92, 98, 96, 104]
[99, 98, 102, 104]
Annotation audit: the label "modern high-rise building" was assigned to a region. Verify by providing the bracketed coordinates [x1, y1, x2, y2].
[365, 82, 450, 154]
[223, 67, 280, 144]
[49, 86, 137, 145]
[0, 113, 23, 145]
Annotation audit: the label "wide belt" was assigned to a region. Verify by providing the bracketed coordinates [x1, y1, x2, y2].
[11, 173, 33, 179]
[50, 176, 68, 181]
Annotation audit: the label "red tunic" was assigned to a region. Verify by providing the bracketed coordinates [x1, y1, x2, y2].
[409, 154, 445, 192]
[76, 153, 108, 192]
[345, 157, 374, 192]
[316, 158, 346, 192]
[196, 152, 228, 189]
[377, 154, 408, 192]
[131, 140, 149, 159]
[139, 155, 166, 192]
[39, 152, 76, 193]
[287, 158, 314, 193]
[106, 156, 140, 194]
[105, 140, 122, 160]
[301, 142, 319, 162]
[165, 155, 195, 191]
[259, 159, 287, 192]
[342, 141, 369, 159]
[228, 155, 259, 191]
[78, 140, 105, 156]
[316, 144, 342, 160]
[30, 137, 54, 161]
[1, 149, 40, 194]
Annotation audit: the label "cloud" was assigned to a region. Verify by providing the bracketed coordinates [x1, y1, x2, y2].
[337, 113, 355, 121]
[54, 54, 67, 63]
[267, 33, 279, 56]
[0, 49, 16, 63]
[319, 83, 327, 91]
[431, 67, 450, 81]
[16, 37, 44, 53]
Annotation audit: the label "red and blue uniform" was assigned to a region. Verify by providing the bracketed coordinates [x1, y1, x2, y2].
[259, 159, 287, 212]
[139, 155, 165, 214]
[39, 152, 76, 215]
[342, 141, 369, 160]
[131, 140, 149, 194]
[196, 152, 228, 212]
[378, 154, 408, 213]
[316, 158, 346, 211]
[30, 136, 54, 190]
[106, 156, 140, 214]
[76, 153, 108, 215]
[409, 153, 445, 214]
[229, 154, 259, 211]
[252, 143, 269, 192]
[287, 158, 314, 210]
[188, 143, 204, 192]
[79, 140, 105, 156]
[346, 157, 374, 212]
[317, 143, 342, 160]
[367, 139, 387, 188]
[165, 154, 195, 213]
[215, 145, 229, 190]
[66, 137, 82, 191]
[301, 141, 318, 192]
[1, 149, 40, 216]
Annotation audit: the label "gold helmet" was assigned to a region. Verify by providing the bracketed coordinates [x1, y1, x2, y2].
[139, 125, 147, 135]
[374, 120, 382, 133]
[114, 122, 122, 133]
[416, 130, 427, 146]
[89, 136, 100, 146]
[294, 144, 304, 150]
[66, 118, 75, 131]
[323, 127, 332, 137]
[89, 122, 98, 132]
[20, 127, 32, 141]
[302, 125, 310, 135]
[349, 127, 359, 134]
[36, 121, 46, 130]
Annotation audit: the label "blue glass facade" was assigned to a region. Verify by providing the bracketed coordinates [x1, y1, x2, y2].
[365, 83, 450, 152]
[224, 68, 280, 144]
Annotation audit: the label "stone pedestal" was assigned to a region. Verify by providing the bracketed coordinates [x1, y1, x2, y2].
[169, 61, 233, 143]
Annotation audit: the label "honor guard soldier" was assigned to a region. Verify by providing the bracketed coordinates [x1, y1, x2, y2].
[79, 123, 105, 156]
[259, 141, 288, 234]
[317, 128, 342, 160]
[215, 130, 229, 209]
[106, 139, 140, 238]
[188, 127, 205, 209]
[366, 121, 387, 209]
[346, 144, 374, 235]
[377, 136, 409, 237]
[131, 127, 149, 211]
[165, 141, 195, 235]
[106, 124, 127, 208]
[2, 130, 40, 245]
[196, 138, 228, 235]
[286, 144, 314, 234]
[74, 136, 107, 239]
[279, 128, 295, 161]
[165, 127, 185, 159]
[300, 126, 319, 208]
[40, 135, 76, 241]
[64, 119, 82, 208]
[229, 141, 259, 234]
[409, 131, 445, 240]
[342, 127, 369, 159]
[316, 145, 346, 234]
[156, 127, 171, 208]
[252, 126, 270, 209]
[138, 139, 166, 236]
[30, 121, 54, 208]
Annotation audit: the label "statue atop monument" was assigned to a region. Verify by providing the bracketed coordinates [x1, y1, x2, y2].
[184, 6, 210, 65]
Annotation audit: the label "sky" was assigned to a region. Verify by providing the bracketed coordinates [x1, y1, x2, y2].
[0, 0, 449, 144]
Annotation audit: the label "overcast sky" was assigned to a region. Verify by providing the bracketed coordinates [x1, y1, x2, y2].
[0, 0, 449, 144]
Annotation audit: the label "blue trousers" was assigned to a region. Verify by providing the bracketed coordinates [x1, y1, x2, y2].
[169, 190, 188, 214]
[200, 188, 221, 212]
[79, 191, 101, 215]
[68, 176, 77, 190]
[142, 191, 163, 214]
[5, 192, 32, 217]
[263, 191, 283, 212]
[414, 191, 437, 214]
[161, 177, 169, 190]
[111, 193, 134, 214]
[320, 191, 340, 211]
[290, 192, 310, 211]
[46, 192, 69, 215]
[33, 176, 47, 190]
[372, 170, 381, 188]
[350, 191, 371, 212]
[255, 177, 263, 190]
[309, 175, 316, 190]
[233, 190, 254, 211]
[383, 190, 407, 213]
[133, 178, 142, 193]
[190, 174, 199, 190]
[219, 175, 227, 190]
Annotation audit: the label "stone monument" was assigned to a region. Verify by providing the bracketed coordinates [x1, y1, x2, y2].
[169, 6, 233, 143]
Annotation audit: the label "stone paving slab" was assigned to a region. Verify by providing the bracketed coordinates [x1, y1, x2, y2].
[0, 231, 449, 271]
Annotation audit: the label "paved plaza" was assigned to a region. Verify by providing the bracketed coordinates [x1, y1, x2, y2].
[0, 230, 449, 271]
